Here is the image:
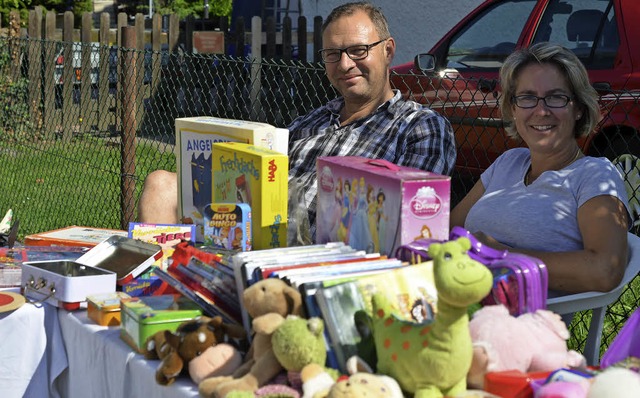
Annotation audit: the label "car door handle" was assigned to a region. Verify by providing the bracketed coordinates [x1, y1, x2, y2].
[592, 82, 611, 93]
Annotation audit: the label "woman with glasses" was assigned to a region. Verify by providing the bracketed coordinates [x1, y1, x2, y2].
[451, 42, 631, 294]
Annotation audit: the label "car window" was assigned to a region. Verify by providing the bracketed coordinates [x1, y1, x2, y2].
[533, 0, 618, 69]
[444, 0, 537, 69]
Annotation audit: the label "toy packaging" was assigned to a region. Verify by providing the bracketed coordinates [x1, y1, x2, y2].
[120, 294, 203, 353]
[23, 225, 128, 247]
[315, 156, 450, 256]
[396, 226, 549, 316]
[211, 142, 288, 250]
[128, 222, 196, 270]
[175, 116, 288, 242]
[203, 203, 252, 251]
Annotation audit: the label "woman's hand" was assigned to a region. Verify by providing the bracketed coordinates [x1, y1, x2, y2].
[472, 231, 512, 251]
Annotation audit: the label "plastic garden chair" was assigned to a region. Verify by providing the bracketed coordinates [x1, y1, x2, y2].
[546, 232, 640, 365]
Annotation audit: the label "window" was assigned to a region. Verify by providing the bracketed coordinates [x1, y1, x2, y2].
[444, 0, 537, 69]
[533, 0, 618, 69]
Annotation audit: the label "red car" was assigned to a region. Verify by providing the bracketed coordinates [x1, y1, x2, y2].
[390, 0, 640, 226]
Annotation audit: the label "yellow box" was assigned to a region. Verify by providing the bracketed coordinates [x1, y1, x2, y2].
[211, 142, 288, 250]
[87, 292, 131, 326]
[175, 117, 288, 242]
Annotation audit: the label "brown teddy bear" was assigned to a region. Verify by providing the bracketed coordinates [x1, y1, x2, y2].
[143, 315, 247, 385]
[198, 278, 304, 398]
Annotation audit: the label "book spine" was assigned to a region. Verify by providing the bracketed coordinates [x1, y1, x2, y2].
[157, 267, 241, 324]
[175, 264, 240, 314]
[187, 259, 237, 295]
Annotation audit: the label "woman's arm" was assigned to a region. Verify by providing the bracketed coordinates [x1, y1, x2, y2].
[450, 179, 485, 228]
[476, 195, 629, 293]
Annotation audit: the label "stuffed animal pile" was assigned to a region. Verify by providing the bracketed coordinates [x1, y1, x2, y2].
[141, 237, 637, 398]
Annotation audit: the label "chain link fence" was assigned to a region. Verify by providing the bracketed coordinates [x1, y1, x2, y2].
[0, 37, 638, 360]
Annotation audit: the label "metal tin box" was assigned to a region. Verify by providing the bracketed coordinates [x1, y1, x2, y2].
[21, 260, 117, 310]
[87, 291, 131, 326]
[76, 235, 162, 285]
[120, 295, 202, 353]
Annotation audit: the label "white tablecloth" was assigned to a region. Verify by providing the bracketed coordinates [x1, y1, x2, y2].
[0, 287, 200, 398]
[0, 299, 67, 398]
[56, 309, 199, 398]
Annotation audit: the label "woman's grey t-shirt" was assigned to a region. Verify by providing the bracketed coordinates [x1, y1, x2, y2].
[464, 147, 631, 252]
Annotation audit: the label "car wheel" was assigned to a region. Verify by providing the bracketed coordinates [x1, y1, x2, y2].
[612, 153, 640, 234]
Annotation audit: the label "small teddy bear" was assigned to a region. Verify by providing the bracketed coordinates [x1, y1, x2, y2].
[300, 362, 403, 398]
[199, 278, 304, 398]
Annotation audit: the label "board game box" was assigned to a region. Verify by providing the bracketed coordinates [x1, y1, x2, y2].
[175, 116, 288, 242]
[203, 203, 252, 251]
[211, 142, 288, 250]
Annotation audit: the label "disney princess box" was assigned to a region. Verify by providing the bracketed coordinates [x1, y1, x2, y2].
[316, 156, 450, 257]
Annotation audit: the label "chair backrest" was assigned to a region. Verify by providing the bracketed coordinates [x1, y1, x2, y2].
[546, 232, 640, 365]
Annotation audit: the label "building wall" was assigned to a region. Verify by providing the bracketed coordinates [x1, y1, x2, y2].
[301, 0, 485, 66]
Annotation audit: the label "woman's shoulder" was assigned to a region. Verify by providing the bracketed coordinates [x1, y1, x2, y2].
[492, 147, 530, 166]
[575, 155, 620, 175]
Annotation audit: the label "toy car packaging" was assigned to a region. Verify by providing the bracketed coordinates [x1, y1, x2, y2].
[211, 142, 288, 250]
[315, 156, 450, 257]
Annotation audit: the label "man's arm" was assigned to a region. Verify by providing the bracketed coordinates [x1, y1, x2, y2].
[397, 110, 457, 176]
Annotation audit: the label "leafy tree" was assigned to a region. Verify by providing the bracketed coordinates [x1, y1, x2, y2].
[119, 0, 232, 19]
[0, 0, 31, 26]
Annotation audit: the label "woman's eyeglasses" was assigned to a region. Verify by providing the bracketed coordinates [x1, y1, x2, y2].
[512, 94, 573, 109]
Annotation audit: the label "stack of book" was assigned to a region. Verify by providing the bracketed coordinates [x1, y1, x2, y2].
[229, 243, 437, 372]
[154, 249, 241, 326]
[155, 241, 437, 373]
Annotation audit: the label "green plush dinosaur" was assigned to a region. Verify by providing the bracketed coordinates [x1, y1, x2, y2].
[371, 237, 493, 398]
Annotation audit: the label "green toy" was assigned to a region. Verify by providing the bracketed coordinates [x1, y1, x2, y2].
[272, 315, 328, 373]
[370, 237, 493, 398]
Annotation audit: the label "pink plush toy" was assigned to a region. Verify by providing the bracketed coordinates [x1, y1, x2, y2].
[467, 305, 587, 389]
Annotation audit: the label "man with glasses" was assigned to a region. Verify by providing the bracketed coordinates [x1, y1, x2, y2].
[138, 2, 456, 244]
[288, 1, 455, 243]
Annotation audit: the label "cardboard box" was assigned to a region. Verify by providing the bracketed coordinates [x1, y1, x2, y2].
[211, 142, 288, 250]
[120, 295, 202, 352]
[203, 203, 252, 251]
[315, 156, 450, 256]
[24, 226, 128, 247]
[175, 116, 288, 242]
[128, 222, 196, 270]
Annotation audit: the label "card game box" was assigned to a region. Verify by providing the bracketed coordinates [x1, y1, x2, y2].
[211, 142, 288, 250]
[203, 203, 252, 251]
[315, 156, 451, 257]
[24, 226, 128, 247]
[175, 116, 289, 242]
[128, 222, 196, 270]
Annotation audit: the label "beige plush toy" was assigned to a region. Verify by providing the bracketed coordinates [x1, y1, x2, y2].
[300, 362, 403, 398]
[199, 278, 304, 398]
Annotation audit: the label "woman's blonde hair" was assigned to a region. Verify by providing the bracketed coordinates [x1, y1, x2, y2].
[499, 42, 601, 139]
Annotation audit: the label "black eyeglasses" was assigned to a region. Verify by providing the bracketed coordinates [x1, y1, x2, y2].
[512, 94, 573, 109]
[318, 39, 387, 63]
